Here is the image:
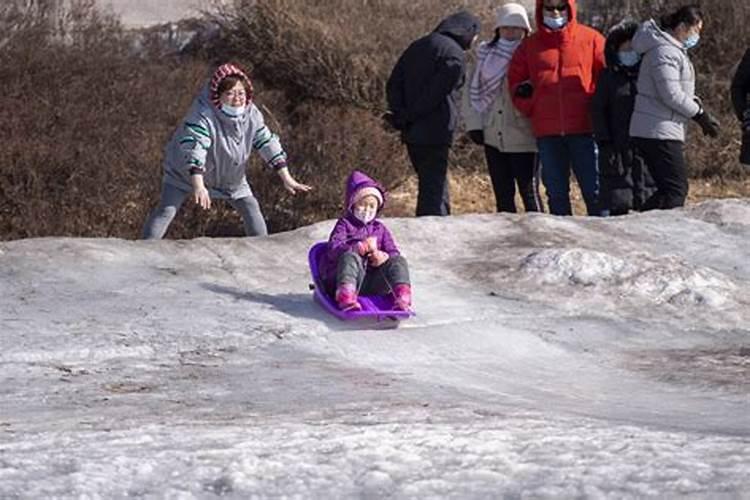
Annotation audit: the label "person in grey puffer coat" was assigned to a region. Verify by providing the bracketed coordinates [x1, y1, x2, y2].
[386, 11, 481, 216]
[629, 5, 720, 211]
[142, 63, 311, 239]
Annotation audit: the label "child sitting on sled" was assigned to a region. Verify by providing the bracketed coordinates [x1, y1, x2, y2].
[319, 170, 412, 311]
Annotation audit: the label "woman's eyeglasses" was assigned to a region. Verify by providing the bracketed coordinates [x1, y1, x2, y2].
[543, 4, 568, 13]
[223, 90, 247, 98]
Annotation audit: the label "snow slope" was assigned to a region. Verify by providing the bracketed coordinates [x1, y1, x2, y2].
[2, 201, 750, 498]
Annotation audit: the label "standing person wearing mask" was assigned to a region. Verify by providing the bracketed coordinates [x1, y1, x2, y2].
[386, 11, 481, 216]
[730, 48, 750, 165]
[629, 5, 720, 210]
[508, 0, 606, 216]
[463, 3, 542, 213]
[592, 21, 656, 215]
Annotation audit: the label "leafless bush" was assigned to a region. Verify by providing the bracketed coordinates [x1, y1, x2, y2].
[0, 0, 211, 239]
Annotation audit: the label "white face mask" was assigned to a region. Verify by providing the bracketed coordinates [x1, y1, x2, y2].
[353, 206, 377, 224]
[220, 103, 245, 117]
[543, 13, 568, 30]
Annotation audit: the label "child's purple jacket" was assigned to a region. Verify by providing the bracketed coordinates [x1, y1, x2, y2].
[319, 170, 401, 287]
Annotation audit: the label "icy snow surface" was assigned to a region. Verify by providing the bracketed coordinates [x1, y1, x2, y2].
[2, 200, 750, 498]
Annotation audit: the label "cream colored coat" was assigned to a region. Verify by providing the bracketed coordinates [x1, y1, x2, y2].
[462, 77, 537, 153]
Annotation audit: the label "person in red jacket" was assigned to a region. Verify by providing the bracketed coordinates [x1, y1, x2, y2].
[508, 0, 606, 215]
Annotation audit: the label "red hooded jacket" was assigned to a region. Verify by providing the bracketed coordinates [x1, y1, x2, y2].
[508, 0, 605, 137]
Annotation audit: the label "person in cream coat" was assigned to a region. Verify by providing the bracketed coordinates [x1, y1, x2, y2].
[464, 3, 542, 213]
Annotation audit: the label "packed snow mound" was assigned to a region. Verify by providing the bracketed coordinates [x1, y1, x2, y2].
[518, 247, 737, 307]
[2, 200, 750, 498]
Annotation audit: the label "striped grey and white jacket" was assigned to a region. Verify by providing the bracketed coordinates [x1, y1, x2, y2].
[163, 86, 287, 200]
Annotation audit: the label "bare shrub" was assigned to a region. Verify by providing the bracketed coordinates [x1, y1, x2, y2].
[0, 0, 211, 239]
[209, 0, 504, 108]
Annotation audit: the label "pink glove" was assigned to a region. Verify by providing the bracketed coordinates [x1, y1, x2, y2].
[357, 237, 378, 256]
[369, 250, 389, 268]
[366, 237, 378, 253]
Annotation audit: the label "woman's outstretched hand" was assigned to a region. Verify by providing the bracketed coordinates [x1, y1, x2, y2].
[278, 167, 312, 195]
[193, 187, 211, 209]
[191, 174, 211, 210]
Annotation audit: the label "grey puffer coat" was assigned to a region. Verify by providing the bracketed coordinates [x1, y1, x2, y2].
[629, 19, 700, 143]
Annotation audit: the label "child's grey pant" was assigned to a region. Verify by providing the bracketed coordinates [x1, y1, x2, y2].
[142, 182, 268, 239]
[336, 251, 410, 295]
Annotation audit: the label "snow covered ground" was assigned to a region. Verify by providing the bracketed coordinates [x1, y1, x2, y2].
[2, 201, 750, 498]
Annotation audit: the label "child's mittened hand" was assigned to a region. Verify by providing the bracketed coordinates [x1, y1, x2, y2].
[369, 250, 389, 267]
[357, 241, 369, 256]
[357, 237, 378, 256]
[366, 237, 378, 253]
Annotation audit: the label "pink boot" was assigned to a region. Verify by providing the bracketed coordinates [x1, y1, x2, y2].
[393, 284, 412, 311]
[335, 283, 361, 311]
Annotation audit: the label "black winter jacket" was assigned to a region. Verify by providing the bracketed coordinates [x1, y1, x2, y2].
[731, 48, 750, 121]
[591, 23, 641, 150]
[386, 11, 480, 146]
[592, 22, 655, 214]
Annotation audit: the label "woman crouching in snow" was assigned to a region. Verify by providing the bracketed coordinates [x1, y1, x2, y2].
[142, 63, 311, 239]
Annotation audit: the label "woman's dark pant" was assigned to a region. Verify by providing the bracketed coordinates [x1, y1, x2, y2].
[484, 146, 542, 213]
[406, 144, 451, 216]
[634, 138, 688, 210]
[335, 252, 410, 296]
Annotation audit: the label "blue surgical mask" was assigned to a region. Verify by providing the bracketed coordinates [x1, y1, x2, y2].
[543, 14, 568, 30]
[684, 33, 700, 50]
[220, 103, 246, 117]
[618, 50, 640, 67]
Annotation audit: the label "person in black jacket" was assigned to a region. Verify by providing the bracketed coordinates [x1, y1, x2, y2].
[731, 48, 750, 165]
[386, 11, 481, 216]
[591, 21, 655, 215]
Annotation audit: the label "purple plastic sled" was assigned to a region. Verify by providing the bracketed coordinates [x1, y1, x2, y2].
[308, 242, 414, 322]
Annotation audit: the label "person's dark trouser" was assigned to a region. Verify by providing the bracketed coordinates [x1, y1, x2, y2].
[335, 252, 410, 296]
[634, 138, 689, 210]
[536, 134, 599, 216]
[741, 131, 750, 166]
[406, 143, 451, 216]
[599, 146, 655, 215]
[598, 145, 634, 216]
[484, 146, 543, 213]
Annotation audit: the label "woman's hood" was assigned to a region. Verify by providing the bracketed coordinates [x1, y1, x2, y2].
[632, 19, 685, 55]
[435, 11, 481, 50]
[208, 63, 254, 109]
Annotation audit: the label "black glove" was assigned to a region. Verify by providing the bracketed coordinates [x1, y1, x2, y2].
[514, 82, 534, 99]
[693, 108, 720, 138]
[382, 111, 406, 132]
[467, 130, 484, 145]
[742, 108, 750, 134]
